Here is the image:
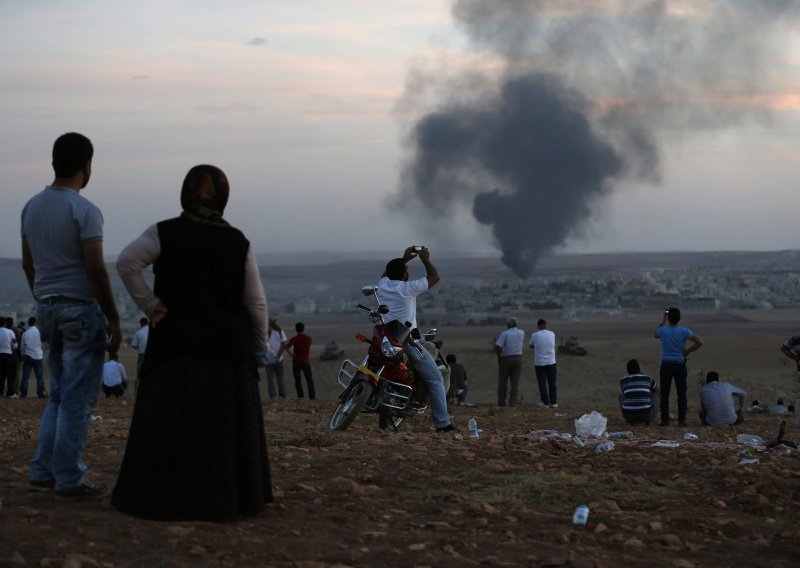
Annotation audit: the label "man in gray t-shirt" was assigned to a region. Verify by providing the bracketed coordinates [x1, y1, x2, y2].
[22, 132, 121, 500]
[699, 371, 746, 426]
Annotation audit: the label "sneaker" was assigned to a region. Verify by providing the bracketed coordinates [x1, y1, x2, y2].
[550, 404, 558, 409]
[8, 394, 19, 399]
[537, 402, 547, 407]
[29, 478, 55, 492]
[436, 424, 459, 433]
[55, 480, 109, 500]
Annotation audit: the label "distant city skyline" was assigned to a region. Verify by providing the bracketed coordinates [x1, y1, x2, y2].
[1, 1, 799, 265]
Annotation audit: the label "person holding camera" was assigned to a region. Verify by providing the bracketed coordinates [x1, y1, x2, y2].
[655, 307, 703, 426]
[378, 246, 454, 432]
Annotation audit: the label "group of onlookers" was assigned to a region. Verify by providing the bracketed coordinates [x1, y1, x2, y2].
[494, 317, 558, 408]
[496, 306, 797, 429]
[1, 316, 45, 398]
[620, 306, 799, 427]
[263, 318, 316, 400]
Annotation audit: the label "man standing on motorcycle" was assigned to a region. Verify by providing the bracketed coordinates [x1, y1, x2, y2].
[379, 246, 455, 433]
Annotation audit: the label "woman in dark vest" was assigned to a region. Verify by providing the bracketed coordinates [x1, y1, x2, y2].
[111, 165, 271, 521]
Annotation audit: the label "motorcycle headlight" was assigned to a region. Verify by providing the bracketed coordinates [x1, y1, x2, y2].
[381, 337, 403, 358]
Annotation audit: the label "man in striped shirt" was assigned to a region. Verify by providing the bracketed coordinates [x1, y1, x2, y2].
[619, 359, 660, 425]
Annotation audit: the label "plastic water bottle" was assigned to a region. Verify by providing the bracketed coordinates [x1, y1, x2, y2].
[572, 504, 589, 525]
[736, 434, 765, 448]
[609, 431, 633, 440]
[683, 432, 700, 442]
[595, 441, 615, 453]
[572, 435, 586, 447]
[468, 417, 478, 438]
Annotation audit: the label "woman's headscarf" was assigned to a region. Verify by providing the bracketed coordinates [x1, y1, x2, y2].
[180, 165, 230, 227]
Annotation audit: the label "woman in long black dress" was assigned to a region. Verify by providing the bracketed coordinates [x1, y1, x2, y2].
[111, 165, 272, 521]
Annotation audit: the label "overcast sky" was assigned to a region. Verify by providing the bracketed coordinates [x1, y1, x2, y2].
[2, 1, 799, 266]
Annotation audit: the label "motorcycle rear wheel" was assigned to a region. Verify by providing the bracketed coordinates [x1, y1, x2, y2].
[329, 381, 374, 431]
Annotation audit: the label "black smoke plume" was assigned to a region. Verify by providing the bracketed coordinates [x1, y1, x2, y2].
[396, 0, 798, 278]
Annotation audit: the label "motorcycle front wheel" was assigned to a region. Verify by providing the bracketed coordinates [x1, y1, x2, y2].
[329, 381, 374, 431]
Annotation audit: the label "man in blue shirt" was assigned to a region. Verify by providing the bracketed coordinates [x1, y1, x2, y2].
[655, 307, 702, 426]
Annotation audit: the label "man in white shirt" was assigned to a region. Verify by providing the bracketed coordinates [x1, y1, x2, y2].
[20, 317, 46, 398]
[378, 246, 454, 432]
[529, 318, 558, 408]
[495, 318, 525, 406]
[699, 371, 746, 426]
[0, 320, 18, 397]
[102, 353, 128, 398]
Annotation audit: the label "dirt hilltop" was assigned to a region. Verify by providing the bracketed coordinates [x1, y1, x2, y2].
[1, 396, 798, 567]
[3, 308, 800, 566]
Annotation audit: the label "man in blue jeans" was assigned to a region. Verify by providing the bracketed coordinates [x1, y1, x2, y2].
[21, 132, 121, 499]
[655, 307, 703, 426]
[378, 246, 454, 432]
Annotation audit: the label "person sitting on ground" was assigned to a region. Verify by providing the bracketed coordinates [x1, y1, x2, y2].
[788, 404, 796, 414]
[619, 359, 660, 425]
[769, 398, 787, 414]
[699, 371, 746, 426]
[445, 353, 469, 406]
[102, 353, 128, 398]
[746, 399, 765, 414]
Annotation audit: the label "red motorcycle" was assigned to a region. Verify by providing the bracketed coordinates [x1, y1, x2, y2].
[328, 285, 436, 431]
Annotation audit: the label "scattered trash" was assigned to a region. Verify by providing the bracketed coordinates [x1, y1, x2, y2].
[90, 415, 103, 422]
[595, 441, 615, 453]
[683, 433, 700, 442]
[739, 458, 760, 465]
[575, 411, 607, 438]
[652, 440, 680, 448]
[572, 436, 586, 448]
[609, 431, 633, 440]
[468, 417, 478, 439]
[554, 412, 568, 417]
[736, 434, 765, 448]
[572, 504, 590, 525]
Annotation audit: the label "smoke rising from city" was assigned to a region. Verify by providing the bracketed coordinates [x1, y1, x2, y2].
[396, 0, 800, 278]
